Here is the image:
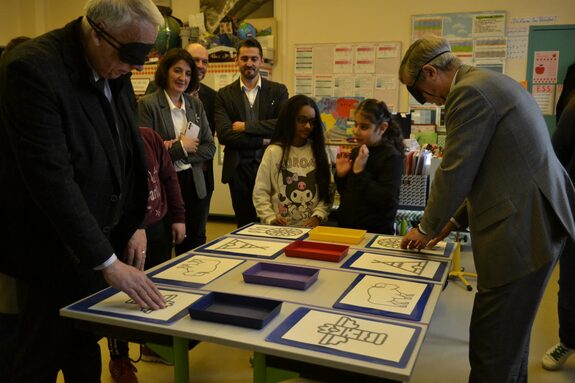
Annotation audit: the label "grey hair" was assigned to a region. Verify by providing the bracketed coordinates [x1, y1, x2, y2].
[84, 0, 164, 34]
[399, 34, 461, 85]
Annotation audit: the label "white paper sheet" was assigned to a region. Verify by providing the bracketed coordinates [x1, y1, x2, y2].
[369, 235, 447, 256]
[89, 289, 203, 321]
[203, 237, 288, 257]
[153, 255, 243, 284]
[350, 252, 441, 279]
[235, 224, 311, 240]
[281, 310, 416, 363]
[339, 275, 428, 315]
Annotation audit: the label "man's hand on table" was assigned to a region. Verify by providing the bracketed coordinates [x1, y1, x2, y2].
[102, 260, 166, 310]
[400, 227, 432, 250]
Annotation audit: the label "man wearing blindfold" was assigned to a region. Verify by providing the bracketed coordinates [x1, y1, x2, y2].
[0, 1, 166, 382]
[398, 35, 575, 382]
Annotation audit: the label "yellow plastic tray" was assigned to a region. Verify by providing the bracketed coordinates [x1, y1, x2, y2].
[307, 226, 366, 245]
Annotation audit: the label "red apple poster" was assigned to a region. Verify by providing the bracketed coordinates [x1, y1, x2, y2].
[533, 51, 559, 84]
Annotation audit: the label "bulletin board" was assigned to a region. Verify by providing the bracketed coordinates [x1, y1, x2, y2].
[293, 42, 402, 111]
[408, 11, 507, 132]
[411, 11, 507, 71]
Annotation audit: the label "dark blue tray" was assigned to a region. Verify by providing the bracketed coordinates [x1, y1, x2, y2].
[188, 292, 282, 329]
[243, 262, 319, 290]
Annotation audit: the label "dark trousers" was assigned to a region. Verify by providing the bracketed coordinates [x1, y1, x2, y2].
[468, 260, 557, 383]
[227, 160, 259, 228]
[108, 217, 173, 359]
[0, 312, 18, 383]
[10, 280, 102, 383]
[559, 239, 575, 348]
[175, 169, 211, 255]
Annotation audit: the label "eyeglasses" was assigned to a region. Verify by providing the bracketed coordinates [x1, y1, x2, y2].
[87, 17, 154, 66]
[407, 50, 450, 104]
[296, 116, 318, 126]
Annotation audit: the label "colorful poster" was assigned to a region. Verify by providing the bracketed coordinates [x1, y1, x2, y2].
[533, 51, 559, 84]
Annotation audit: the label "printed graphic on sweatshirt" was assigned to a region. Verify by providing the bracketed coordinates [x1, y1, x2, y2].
[277, 159, 317, 223]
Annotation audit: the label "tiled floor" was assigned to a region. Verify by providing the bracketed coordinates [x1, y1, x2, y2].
[58, 218, 575, 382]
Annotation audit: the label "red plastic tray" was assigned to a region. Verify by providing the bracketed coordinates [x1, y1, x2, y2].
[284, 240, 349, 262]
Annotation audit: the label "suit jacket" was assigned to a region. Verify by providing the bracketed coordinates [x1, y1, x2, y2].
[198, 83, 217, 193]
[138, 89, 215, 198]
[0, 18, 148, 289]
[420, 65, 575, 288]
[552, 95, 575, 180]
[214, 78, 288, 183]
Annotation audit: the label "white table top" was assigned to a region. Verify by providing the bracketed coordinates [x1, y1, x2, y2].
[61, 228, 454, 381]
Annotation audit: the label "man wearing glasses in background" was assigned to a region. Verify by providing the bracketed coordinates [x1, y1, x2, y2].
[0, 0, 166, 381]
[215, 38, 288, 227]
[399, 34, 575, 382]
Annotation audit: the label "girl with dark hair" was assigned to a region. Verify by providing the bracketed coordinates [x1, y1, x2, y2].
[335, 98, 404, 234]
[253, 95, 332, 227]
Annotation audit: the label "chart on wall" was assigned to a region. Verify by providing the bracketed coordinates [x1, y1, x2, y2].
[410, 11, 507, 87]
[294, 42, 401, 114]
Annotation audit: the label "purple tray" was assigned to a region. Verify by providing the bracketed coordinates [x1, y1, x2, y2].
[188, 292, 282, 329]
[243, 262, 320, 290]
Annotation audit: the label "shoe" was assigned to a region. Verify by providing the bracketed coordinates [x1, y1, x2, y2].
[141, 345, 173, 365]
[109, 358, 138, 383]
[542, 342, 575, 370]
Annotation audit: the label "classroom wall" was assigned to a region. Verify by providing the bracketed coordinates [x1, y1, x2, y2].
[1, 0, 574, 111]
[276, 0, 575, 111]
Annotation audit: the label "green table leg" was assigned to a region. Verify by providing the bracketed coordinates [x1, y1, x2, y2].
[173, 337, 189, 383]
[252, 352, 299, 383]
[253, 352, 267, 383]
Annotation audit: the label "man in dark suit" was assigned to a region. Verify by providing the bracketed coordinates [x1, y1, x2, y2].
[0, 0, 166, 382]
[214, 38, 288, 227]
[399, 35, 575, 382]
[187, 43, 217, 134]
[186, 43, 218, 225]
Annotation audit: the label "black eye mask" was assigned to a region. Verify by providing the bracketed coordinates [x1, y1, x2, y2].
[407, 50, 450, 105]
[87, 17, 154, 66]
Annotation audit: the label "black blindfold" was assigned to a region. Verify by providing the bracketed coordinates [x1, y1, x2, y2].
[407, 50, 450, 105]
[87, 17, 154, 66]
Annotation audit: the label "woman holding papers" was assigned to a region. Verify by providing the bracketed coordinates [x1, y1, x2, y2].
[138, 48, 215, 254]
[335, 99, 404, 234]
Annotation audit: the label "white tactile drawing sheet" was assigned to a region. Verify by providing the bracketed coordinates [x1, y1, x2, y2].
[349, 252, 441, 279]
[280, 309, 416, 363]
[89, 289, 203, 321]
[338, 275, 428, 315]
[153, 255, 243, 285]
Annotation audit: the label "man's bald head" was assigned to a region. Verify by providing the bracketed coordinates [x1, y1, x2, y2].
[186, 43, 209, 81]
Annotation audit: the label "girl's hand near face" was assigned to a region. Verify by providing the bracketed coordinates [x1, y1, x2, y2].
[353, 144, 370, 174]
[336, 147, 353, 177]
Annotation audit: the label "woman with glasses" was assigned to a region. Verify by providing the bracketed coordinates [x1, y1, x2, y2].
[253, 95, 332, 227]
[335, 99, 404, 234]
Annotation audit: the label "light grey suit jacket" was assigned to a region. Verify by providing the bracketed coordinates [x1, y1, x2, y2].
[138, 89, 215, 199]
[420, 65, 575, 288]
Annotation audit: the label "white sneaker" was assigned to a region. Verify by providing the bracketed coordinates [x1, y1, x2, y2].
[542, 342, 575, 370]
